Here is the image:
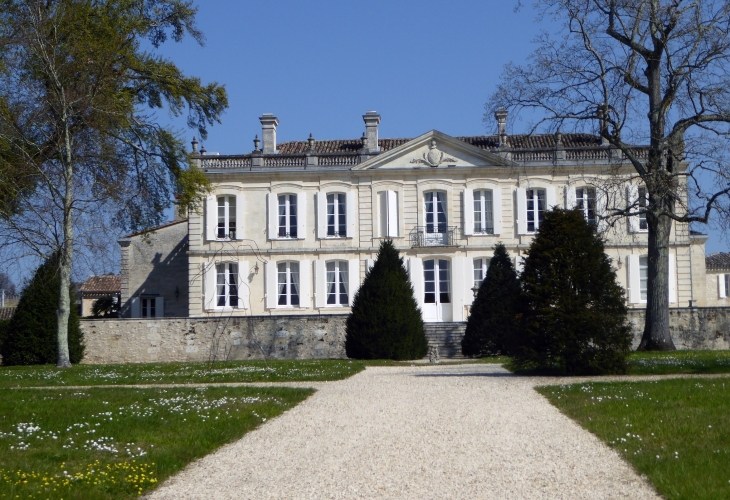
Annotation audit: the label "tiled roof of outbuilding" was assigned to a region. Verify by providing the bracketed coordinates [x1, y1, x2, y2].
[79, 275, 121, 294]
[0, 307, 16, 320]
[706, 252, 730, 270]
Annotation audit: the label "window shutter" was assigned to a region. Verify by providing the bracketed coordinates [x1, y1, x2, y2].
[546, 186, 557, 209]
[387, 190, 398, 237]
[238, 261, 250, 310]
[408, 257, 424, 312]
[669, 253, 676, 304]
[451, 257, 466, 321]
[514, 256, 524, 274]
[267, 193, 277, 240]
[314, 260, 326, 308]
[627, 185, 640, 233]
[492, 187, 502, 235]
[205, 194, 217, 241]
[204, 262, 217, 311]
[565, 186, 576, 209]
[628, 254, 642, 304]
[346, 190, 357, 238]
[463, 189, 474, 236]
[516, 188, 527, 235]
[265, 260, 277, 309]
[465, 257, 475, 305]
[719, 274, 727, 299]
[154, 297, 165, 318]
[130, 297, 141, 318]
[235, 193, 245, 240]
[348, 259, 360, 307]
[299, 260, 311, 308]
[297, 192, 307, 240]
[316, 192, 327, 239]
[366, 259, 375, 272]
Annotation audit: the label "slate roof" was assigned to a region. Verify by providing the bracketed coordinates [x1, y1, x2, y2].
[706, 252, 730, 270]
[79, 275, 121, 294]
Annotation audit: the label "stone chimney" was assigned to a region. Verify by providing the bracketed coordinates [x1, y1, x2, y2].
[259, 114, 279, 154]
[363, 111, 381, 153]
[495, 108, 508, 148]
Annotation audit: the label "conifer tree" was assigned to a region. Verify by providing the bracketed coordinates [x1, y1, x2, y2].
[346, 240, 428, 360]
[515, 209, 631, 374]
[461, 243, 519, 357]
[1, 253, 84, 365]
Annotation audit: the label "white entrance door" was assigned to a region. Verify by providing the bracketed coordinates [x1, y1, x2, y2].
[424, 192, 447, 246]
[423, 259, 452, 322]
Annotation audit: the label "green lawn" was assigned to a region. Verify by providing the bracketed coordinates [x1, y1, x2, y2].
[627, 350, 730, 375]
[0, 386, 312, 499]
[538, 378, 730, 500]
[0, 359, 365, 388]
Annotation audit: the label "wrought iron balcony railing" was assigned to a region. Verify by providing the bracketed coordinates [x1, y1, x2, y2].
[409, 226, 459, 248]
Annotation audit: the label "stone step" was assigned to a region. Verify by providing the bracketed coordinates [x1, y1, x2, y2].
[424, 322, 467, 359]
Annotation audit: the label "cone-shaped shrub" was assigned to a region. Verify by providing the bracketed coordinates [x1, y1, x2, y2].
[346, 240, 428, 360]
[461, 243, 520, 357]
[515, 209, 631, 374]
[1, 252, 84, 365]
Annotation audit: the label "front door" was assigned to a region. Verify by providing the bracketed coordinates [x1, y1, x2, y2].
[423, 259, 452, 322]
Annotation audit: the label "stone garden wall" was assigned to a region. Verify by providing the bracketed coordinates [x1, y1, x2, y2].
[80, 315, 348, 364]
[627, 307, 730, 350]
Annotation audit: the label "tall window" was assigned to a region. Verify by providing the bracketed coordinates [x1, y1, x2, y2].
[473, 258, 490, 289]
[216, 263, 239, 308]
[424, 259, 450, 304]
[473, 190, 494, 234]
[277, 262, 300, 306]
[638, 187, 648, 230]
[327, 193, 347, 237]
[526, 189, 546, 233]
[217, 196, 236, 239]
[639, 256, 648, 301]
[424, 192, 447, 233]
[326, 261, 349, 306]
[576, 187, 596, 225]
[141, 296, 156, 318]
[278, 194, 297, 238]
[726, 275, 730, 298]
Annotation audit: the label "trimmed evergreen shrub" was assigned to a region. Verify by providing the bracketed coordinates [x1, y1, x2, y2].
[461, 243, 520, 357]
[346, 240, 428, 360]
[0, 253, 84, 365]
[0, 319, 8, 361]
[514, 209, 631, 374]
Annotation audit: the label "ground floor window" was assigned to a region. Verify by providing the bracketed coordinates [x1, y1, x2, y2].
[640, 256, 648, 301]
[141, 296, 156, 318]
[216, 263, 239, 307]
[473, 258, 490, 289]
[424, 259, 450, 304]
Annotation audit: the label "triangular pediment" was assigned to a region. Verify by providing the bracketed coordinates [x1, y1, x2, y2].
[353, 130, 516, 170]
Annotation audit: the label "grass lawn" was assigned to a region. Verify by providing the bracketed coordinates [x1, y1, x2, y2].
[0, 386, 312, 499]
[627, 350, 730, 375]
[0, 359, 365, 388]
[538, 378, 730, 500]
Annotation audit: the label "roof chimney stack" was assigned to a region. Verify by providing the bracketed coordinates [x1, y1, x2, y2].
[363, 111, 381, 153]
[495, 108, 508, 148]
[259, 114, 279, 154]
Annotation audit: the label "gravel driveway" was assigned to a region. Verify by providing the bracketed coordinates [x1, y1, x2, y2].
[147, 363, 660, 499]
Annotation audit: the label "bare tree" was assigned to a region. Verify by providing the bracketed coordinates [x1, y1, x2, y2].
[488, 0, 730, 350]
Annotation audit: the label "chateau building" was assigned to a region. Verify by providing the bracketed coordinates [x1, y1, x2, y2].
[120, 110, 715, 321]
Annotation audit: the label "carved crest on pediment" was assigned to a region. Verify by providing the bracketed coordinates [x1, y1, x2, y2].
[409, 140, 457, 167]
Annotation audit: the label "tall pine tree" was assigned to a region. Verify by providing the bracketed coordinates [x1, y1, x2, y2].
[461, 243, 520, 357]
[346, 240, 428, 360]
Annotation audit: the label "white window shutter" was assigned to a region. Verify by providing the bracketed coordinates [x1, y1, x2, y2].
[565, 185, 576, 209]
[514, 256, 524, 274]
[348, 259, 360, 306]
[408, 257, 424, 312]
[669, 253, 676, 304]
[546, 186, 557, 210]
[235, 193, 245, 240]
[492, 187, 502, 235]
[366, 259, 375, 272]
[451, 257, 466, 321]
[299, 260, 311, 308]
[346, 190, 357, 238]
[314, 260, 326, 308]
[265, 260, 277, 309]
[267, 193, 277, 240]
[130, 297, 141, 318]
[719, 274, 727, 299]
[387, 190, 398, 237]
[316, 192, 327, 239]
[297, 192, 307, 240]
[204, 261, 217, 311]
[628, 185, 640, 233]
[237, 261, 249, 310]
[516, 188, 527, 235]
[205, 194, 217, 241]
[463, 189, 474, 236]
[628, 255, 642, 304]
[154, 297, 164, 318]
[465, 257, 476, 304]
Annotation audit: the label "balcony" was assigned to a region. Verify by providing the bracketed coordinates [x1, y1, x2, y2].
[409, 226, 459, 248]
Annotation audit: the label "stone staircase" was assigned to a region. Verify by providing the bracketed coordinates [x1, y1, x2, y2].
[423, 322, 467, 359]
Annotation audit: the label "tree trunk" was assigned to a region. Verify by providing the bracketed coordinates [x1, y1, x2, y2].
[56, 121, 73, 368]
[638, 203, 676, 351]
